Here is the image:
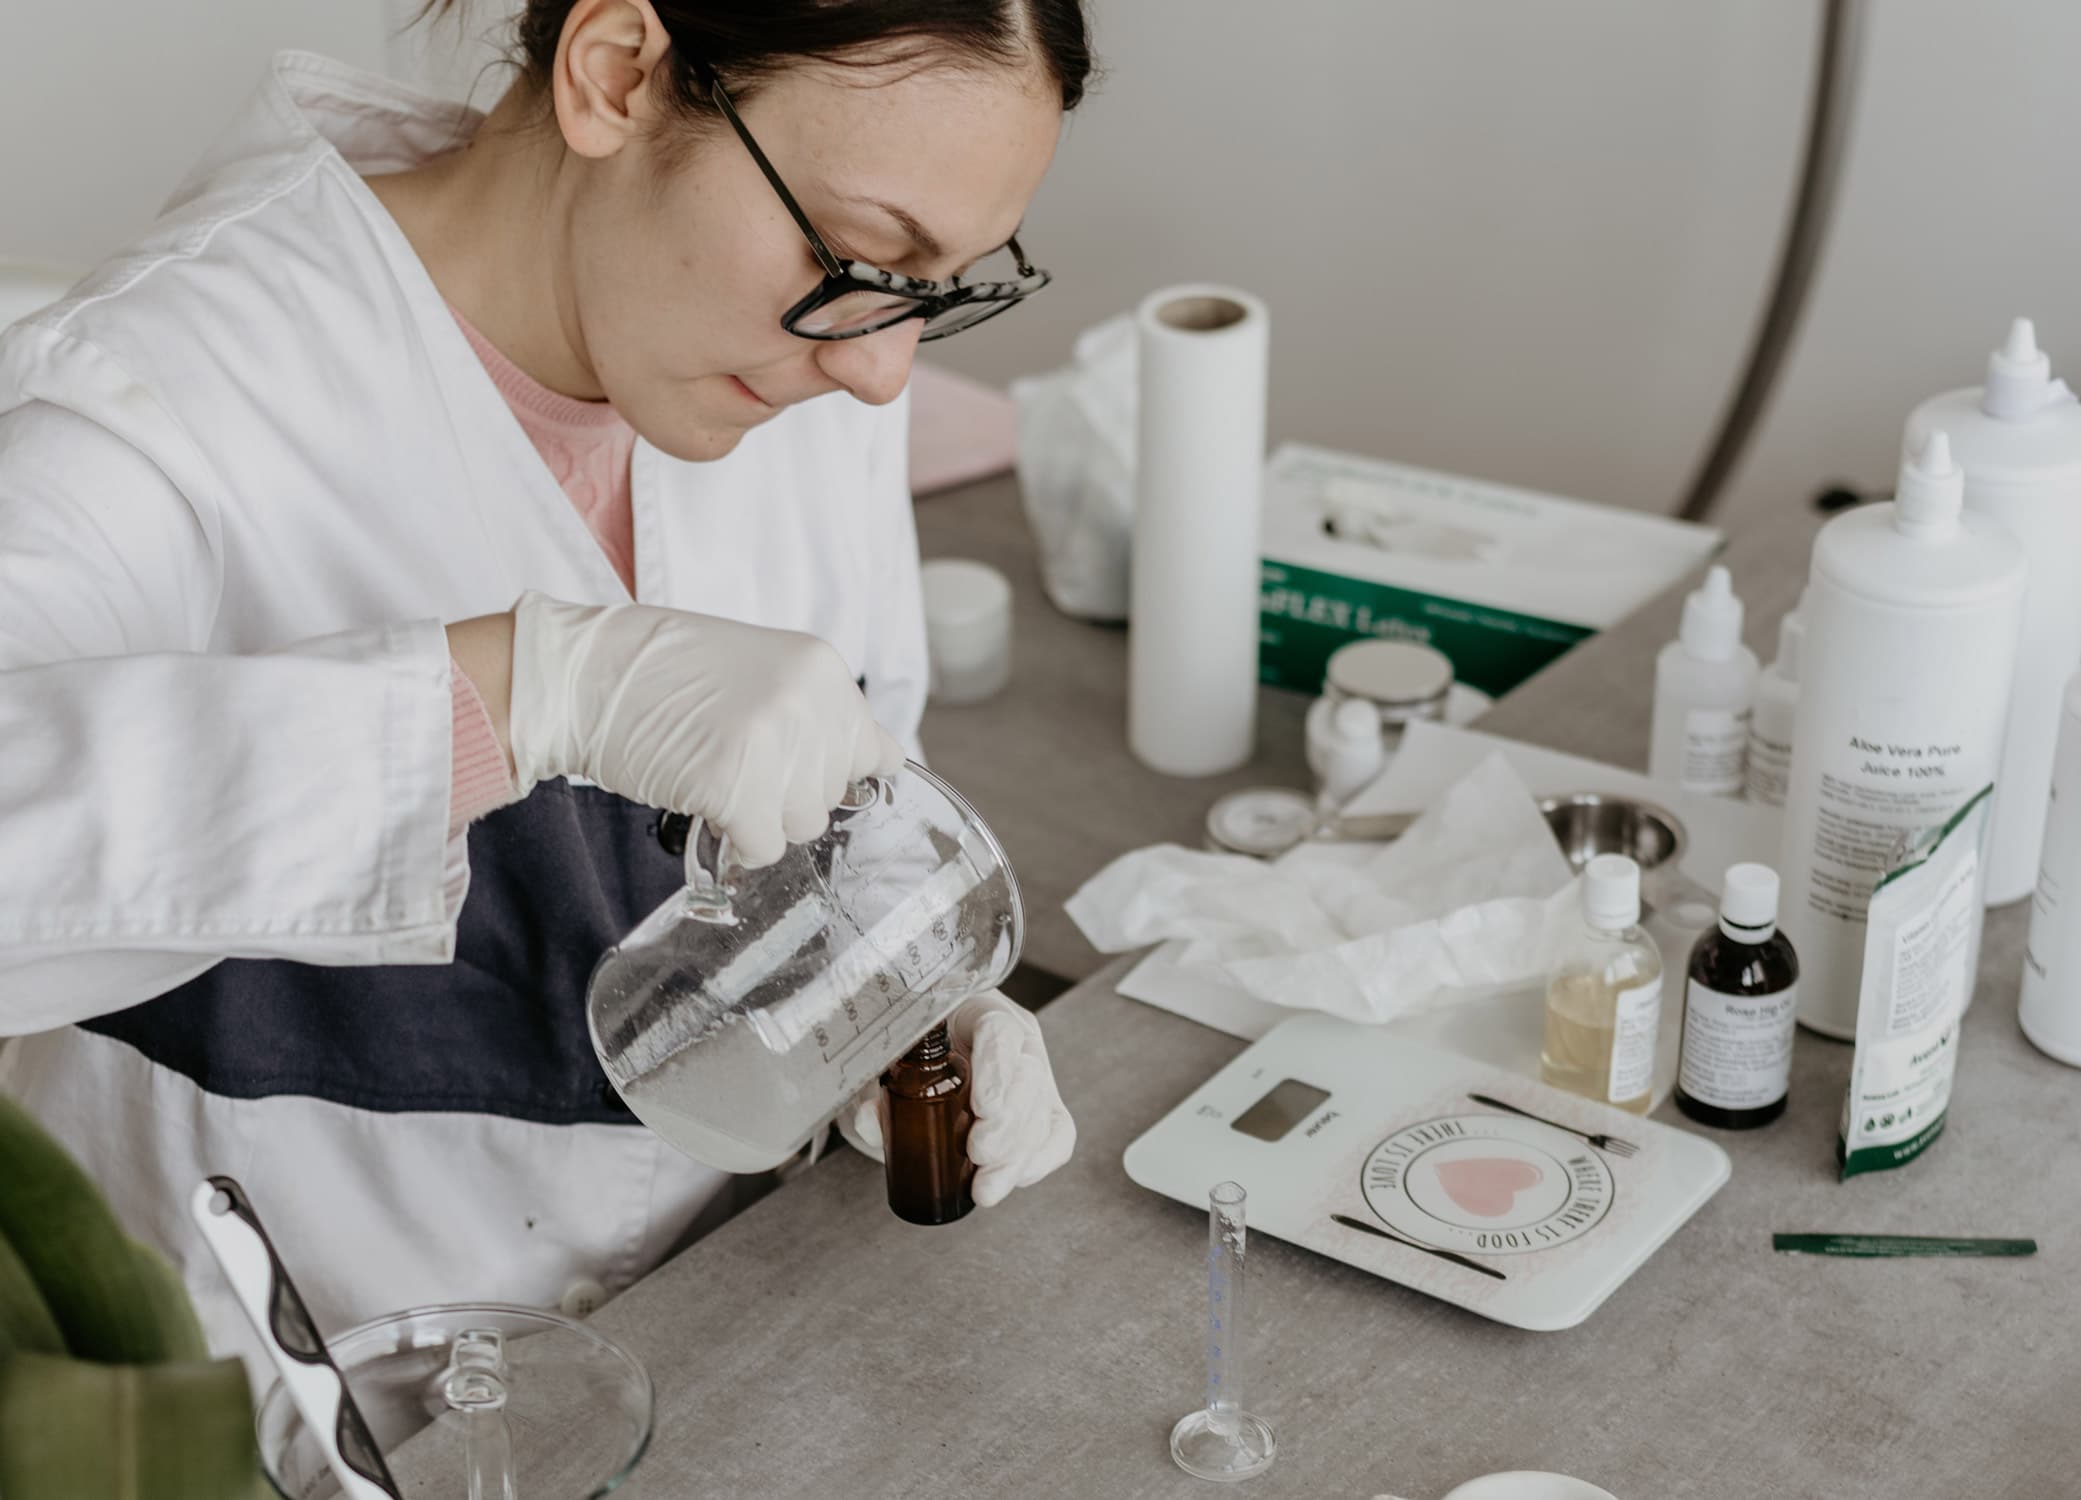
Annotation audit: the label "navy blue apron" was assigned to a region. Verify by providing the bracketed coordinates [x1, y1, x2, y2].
[84, 781, 694, 1124]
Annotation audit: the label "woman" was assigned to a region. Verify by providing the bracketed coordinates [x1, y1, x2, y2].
[0, 0, 1088, 1360]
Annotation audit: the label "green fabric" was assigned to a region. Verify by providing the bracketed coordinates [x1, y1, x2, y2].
[0, 1094, 262, 1499]
[0, 1094, 206, 1364]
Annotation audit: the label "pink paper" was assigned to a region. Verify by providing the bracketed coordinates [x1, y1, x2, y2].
[908, 361, 1018, 496]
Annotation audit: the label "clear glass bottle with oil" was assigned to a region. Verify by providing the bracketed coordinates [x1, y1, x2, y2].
[1541, 855, 1664, 1114]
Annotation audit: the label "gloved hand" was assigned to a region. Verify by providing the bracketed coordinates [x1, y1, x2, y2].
[844, 991, 1077, 1207]
[507, 591, 904, 867]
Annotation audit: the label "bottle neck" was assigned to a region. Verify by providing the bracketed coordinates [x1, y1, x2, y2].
[905, 1022, 953, 1067]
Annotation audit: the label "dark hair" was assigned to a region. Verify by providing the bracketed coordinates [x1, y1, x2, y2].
[434, 1, 1092, 113]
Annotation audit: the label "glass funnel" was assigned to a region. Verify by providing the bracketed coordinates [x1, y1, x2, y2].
[588, 760, 1023, 1174]
[256, 1303, 651, 1499]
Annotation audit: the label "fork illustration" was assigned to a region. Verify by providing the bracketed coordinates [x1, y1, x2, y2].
[1466, 1093, 1639, 1158]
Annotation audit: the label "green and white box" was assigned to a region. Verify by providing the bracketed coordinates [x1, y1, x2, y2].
[1259, 444, 1724, 697]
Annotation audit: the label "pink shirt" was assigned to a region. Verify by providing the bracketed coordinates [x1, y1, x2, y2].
[446, 308, 640, 833]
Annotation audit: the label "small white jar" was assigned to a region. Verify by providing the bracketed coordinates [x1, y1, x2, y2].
[920, 558, 1014, 705]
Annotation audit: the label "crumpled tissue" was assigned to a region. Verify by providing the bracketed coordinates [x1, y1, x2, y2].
[1066, 754, 1575, 1026]
[1009, 313, 1136, 620]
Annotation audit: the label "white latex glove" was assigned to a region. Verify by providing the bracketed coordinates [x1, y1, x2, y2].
[508, 591, 904, 867]
[844, 992, 1077, 1208]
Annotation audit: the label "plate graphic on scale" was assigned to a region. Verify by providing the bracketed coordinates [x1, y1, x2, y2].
[1360, 1115, 1615, 1256]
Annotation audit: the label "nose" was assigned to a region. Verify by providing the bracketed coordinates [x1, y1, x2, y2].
[814, 318, 925, 407]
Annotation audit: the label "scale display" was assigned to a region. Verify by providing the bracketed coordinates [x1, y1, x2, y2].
[1125, 1015, 1730, 1331]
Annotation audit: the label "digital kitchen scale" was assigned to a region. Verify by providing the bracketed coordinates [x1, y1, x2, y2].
[1124, 1014, 1731, 1331]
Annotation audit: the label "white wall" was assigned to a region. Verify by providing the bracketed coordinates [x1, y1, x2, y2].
[0, 3, 387, 262]
[6, 1, 2076, 531]
[0, 1, 511, 264]
[931, 0, 2081, 529]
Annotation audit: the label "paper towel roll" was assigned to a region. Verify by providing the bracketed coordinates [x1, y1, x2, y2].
[1129, 285, 1270, 776]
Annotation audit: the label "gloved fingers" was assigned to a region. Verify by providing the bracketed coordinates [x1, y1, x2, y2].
[851, 718, 908, 783]
[988, 1059, 1046, 1132]
[819, 734, 855, 819]
[965, 1013, 1032, 1116]
[849, 1092, 883, 1154]
[970, 1159, 1019, 1210]
[724, 812, 788, 870]
[708, 747, 789, 869]
[947, 989, 1027, 1049]
[970, 1108, 1075, 1207]
[967, 1072, 1046, 1165]
[1016, 1109, 1077, 1189]
[778, 753, 835, 847]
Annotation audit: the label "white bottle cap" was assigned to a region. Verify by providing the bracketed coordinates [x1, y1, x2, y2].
[1773, 589, 1807, 682]
[1679, 565, 1745, 663]
[1719, 862, 1780, 942]
[1325, 639, 1455, 715]
[1319, 697, 1387, 802]
[1328, 696, 1383, 748]
[1582, 854, 1641, 931]
[1894, 429, 1964, 540]
[1983, 317, 2057, 421]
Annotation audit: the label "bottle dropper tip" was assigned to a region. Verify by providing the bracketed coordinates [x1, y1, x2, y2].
[1917, 428, 1955, 477]
[2003, 317, 2039, 363]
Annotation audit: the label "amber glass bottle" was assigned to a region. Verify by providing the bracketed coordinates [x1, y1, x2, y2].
[879, 1023, 976, 1225]
[1676, 863, 1800, 1130]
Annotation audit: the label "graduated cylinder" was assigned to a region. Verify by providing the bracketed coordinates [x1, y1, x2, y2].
[1128, 285, 1270, 776]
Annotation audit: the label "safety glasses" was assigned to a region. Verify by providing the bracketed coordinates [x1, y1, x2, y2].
[692, 60, 1052, 343]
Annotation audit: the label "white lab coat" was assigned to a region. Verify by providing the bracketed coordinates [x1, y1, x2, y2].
[0, 52, 927, 1363]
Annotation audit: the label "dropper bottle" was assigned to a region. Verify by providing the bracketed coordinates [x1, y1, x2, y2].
[878, 1023, 976, 1225]
[1776, 429, 2026, 1038]
[1650, 565, 1760, 797]
[1904, 318, 2081, 906]
[1540, 855, 1665, 1114]
[1745, 589, 1806, 808]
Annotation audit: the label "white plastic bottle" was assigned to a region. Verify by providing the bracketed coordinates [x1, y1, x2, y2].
[1744, 591, 1806, 809]
[1650, 565, 1760, 797]
[1904, 319, 2081, 905]
[1305, 695, 1387, 808]
[1540, 855, 1664, 1114]
[1778, 431, 2026, 1038]
[2020, 671, 2081, 1065]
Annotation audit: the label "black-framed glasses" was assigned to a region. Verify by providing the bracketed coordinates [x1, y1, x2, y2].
[691, 60, 1051, 342]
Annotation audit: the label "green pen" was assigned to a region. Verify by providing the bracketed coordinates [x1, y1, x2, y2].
[1773, 1233, 2038, 1259]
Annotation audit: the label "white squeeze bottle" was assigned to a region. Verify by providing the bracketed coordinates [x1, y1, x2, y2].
[1904, 318, 2081, 906]
[2020, 670, 2081, 1065]
[1745, 591, 1806, 809]
[1650, 565, 1760, 797]
[1778, 430, 2026, 1038]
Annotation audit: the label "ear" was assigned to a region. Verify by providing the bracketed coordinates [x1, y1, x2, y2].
[551, 0, 675, 160]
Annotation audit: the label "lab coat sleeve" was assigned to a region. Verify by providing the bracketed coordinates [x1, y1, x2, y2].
[0, 400, 461, 1035]
[862, 387, 930, 763]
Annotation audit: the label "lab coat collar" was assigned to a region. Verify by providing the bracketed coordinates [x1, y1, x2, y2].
[167, 51, 489, 216]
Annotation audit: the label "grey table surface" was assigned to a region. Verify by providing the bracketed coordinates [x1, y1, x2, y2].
[580, 486, 2080, 1500]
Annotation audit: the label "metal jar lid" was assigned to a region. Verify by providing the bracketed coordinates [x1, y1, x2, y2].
[1205, 787, 1319, 859]
[1325, 640, 1454, 723]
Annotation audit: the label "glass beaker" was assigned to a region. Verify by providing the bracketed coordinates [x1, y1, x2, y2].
[256, 1303, 651, 1499]
[587, 760, 1023, 1174]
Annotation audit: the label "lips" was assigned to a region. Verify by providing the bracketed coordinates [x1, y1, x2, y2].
[1434, 1157, 1545, 1218]
[729, 375, 772, 408]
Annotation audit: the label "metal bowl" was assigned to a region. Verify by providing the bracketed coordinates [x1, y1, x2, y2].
[1537, 792, 1687, 875]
